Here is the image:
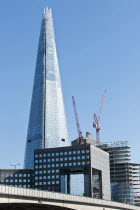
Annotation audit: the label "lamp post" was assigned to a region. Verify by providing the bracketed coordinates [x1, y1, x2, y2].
[10, 163, 20, 169]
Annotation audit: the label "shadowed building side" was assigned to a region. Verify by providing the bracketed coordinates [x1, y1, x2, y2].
[24, 7, 70, 169]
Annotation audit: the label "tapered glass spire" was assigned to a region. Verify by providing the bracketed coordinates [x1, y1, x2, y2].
[24, 7, 70, 169]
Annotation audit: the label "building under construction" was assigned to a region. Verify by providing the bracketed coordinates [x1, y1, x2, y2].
[97, 141, 140, 206]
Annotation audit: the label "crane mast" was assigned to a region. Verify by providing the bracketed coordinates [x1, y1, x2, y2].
[93, 89, 106, 144]
[72, 96, 83, 145]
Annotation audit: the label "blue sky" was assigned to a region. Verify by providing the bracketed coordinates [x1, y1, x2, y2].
[0, 0, 140, 168]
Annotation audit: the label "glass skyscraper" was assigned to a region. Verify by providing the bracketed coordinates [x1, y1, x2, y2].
[24, 7, 70, 169]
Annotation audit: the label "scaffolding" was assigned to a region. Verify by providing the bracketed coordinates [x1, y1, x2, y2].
[97, 141, 140, 206]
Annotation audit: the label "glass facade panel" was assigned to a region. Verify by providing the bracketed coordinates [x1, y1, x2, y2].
[61, 175, 67, 193]
[92, 168, 102, 199]
[70, 173, 84, 196]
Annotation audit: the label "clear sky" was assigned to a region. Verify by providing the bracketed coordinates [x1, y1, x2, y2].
[0, 0, 140, 169]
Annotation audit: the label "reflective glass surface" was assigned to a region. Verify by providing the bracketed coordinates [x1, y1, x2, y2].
[24, 7, 70, 169]
[70, 173, 84, 196]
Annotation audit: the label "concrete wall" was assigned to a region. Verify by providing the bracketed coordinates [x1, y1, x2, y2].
[0, 185, 139, 210]
[91, 145, 111, 200]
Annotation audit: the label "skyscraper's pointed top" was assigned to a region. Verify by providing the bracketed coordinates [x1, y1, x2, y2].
[42, 6, 51, 19]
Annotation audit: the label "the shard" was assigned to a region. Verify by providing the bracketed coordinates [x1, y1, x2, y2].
[24, 7, 70, 169]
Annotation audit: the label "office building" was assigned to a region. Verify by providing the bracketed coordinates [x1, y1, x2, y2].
[97, 141, 140, 206]
[34, 141, 111, 200]
[24, 7, 70, 169]
[0, 169, 34, 188]
[0, 137, 111, 201]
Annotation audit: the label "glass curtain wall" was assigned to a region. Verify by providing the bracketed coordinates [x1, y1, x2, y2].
[92, 168, 102, 199]
[24, 7, 70, 169]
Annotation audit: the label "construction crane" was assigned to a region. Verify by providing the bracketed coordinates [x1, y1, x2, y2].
[72, 96, 83, 145]
[93, 89, 106, 144]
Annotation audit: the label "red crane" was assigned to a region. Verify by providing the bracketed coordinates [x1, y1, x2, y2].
[93, 89, 106, 144]
[72, 96, 83, 145]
